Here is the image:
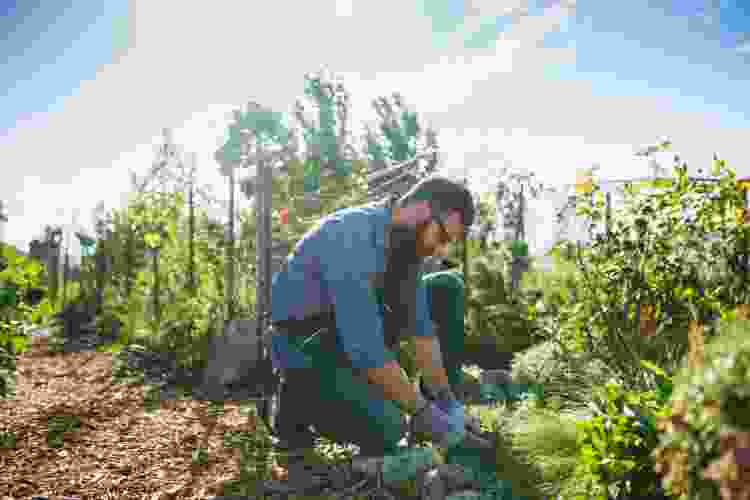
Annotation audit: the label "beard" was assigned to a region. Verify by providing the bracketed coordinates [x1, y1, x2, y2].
[381, 223, 425, 348]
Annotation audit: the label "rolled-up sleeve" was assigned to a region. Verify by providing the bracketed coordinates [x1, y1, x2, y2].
[319, 217, 397, 369]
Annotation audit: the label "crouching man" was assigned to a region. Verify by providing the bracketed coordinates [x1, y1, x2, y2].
[269, 176, 478, 460]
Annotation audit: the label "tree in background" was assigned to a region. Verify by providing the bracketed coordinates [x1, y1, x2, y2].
[495, 166, 546, 243]
[364, 92, 439, 200]
[28, 225, 64, 305]
[282, 70, 369, 229]
[293, 69, 357, 195]
[475, 192, 499, 251]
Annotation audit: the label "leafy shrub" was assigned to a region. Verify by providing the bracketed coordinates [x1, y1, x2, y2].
[522, 257, 580, 317]
[569, 379, 671, 500]
[154, 289, 224, 371]
[464, 245, 547, 354]
[654, 318, 750, 500]
[553, 159, 750, 391]
[0, 243, 55, 398]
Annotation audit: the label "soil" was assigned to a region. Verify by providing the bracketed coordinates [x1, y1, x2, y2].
[0, 331, 264, 500]
[1, 329, 491, 500]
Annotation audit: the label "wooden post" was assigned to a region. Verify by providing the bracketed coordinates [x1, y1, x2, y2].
[605, 191, 612, 238]
[153, 249, 161, 326]
[640, 304, 658, 337]
[736, 305, 750, 320]
[688, 320, 705, 371]
[226, 162, 236, 322]
[188, 169, 196, 296]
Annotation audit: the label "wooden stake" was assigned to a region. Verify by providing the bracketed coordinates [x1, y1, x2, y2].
[688, 320, 705, 371]
[736, 305, 750, 321]
[640, 304, 658, 337]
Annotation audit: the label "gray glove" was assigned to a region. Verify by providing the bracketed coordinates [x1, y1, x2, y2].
[410, 400, 466, 448]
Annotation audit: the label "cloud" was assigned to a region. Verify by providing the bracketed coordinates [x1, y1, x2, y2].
[8, 0, 744, 254]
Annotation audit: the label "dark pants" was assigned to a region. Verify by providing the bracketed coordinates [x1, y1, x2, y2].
[276, 333, 406, 456]
[276, 271, 466, 456]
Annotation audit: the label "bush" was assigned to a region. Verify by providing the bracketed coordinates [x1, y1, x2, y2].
[464, 246, 548, 356]
[522, 257, 580, 318]
[511, 340, 612, 412]
[568, 379, 671, 500]
[654, 318, 750, 500]
[0, 243, 54, 398]
[552, 160, 750, 391]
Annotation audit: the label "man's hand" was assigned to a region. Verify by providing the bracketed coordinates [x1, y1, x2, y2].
[365, 361, 428, 416]
[410, 400, 466, 448]
[421, 381, 483, 437]
[413, 336, 451, 389]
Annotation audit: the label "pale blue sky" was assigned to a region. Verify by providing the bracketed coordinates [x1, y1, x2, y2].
[1, 0, 748, 258]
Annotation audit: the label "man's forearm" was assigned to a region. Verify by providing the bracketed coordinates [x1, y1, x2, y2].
[366, 361, 427, 415]
[413, 336, 450, 389]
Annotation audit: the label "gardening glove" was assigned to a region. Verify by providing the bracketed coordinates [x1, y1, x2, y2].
[422, 382, 483, 437]
[410, 400, 466, 449]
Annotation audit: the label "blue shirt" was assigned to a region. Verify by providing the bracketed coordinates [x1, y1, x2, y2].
[270, 203, 434, 370]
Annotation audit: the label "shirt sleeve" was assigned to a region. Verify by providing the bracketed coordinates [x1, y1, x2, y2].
[318, 216, 397, 369]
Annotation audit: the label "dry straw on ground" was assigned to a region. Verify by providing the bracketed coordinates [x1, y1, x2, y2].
[0, 337, 260, 500]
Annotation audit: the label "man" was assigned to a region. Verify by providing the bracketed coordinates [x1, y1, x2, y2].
[269, 176, 476, 459]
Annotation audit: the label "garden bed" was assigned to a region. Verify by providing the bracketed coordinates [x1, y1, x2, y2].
[0, 335, 265, 500]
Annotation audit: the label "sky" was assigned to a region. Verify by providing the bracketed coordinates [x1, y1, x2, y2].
[1, 0, 749, 260]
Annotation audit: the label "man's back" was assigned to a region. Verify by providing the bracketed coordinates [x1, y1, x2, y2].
[270, 201, 433, 372]
[271, 202, 389, 323]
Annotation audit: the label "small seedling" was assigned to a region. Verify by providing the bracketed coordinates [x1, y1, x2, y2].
[192, 446, 209, 465]
[142, 384, 163, 413]
[46, 414, 80, 448]
[0, 430, 17, 449]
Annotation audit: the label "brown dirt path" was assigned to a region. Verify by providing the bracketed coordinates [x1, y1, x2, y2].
[0, 337, 261, 500]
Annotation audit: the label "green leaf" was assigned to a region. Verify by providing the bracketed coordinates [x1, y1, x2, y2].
[639, 360, 668, 379]
[144, 233, 162, 249]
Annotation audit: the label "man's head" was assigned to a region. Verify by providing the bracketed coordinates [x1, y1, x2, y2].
[391, 176, 475, 259]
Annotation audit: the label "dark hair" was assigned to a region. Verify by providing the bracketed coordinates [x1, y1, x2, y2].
[397, 176, 476, 230]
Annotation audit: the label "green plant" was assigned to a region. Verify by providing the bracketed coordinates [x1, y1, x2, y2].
[467, 402, 550, 500]
[654, 318, 750, 500]
[511, 340, 613, 412]
[570, 379, 670, 500]
[553, 157, 750, 391]
[0, 429, 17, 449]
[499, 403, 582, 498]
[0, 242, 55, 398]
[463, 244, 545, 354]
[523, 257, 580, 318]
[46, 414, 81, 448]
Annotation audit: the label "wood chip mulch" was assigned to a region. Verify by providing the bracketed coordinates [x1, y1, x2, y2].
[0, 337, 264, 500]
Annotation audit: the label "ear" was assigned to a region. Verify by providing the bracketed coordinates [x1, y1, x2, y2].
[445, 210, 462, 227]
[397, 201, 432, 225]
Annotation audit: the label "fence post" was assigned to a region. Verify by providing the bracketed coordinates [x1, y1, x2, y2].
[605, 191, 612, 239]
